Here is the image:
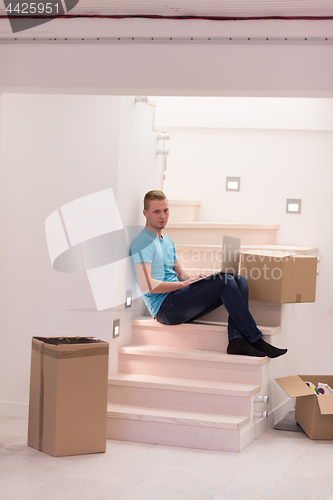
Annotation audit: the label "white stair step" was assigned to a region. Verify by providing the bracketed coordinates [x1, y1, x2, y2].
[132, 317, 280, 352]
[118, 344, 266, 385]
[176, 243, 317, 255]
[242, 244, 318, 255]
[108, 373, 259, 396]
[175, 243, 317, 270]
[107, 404, 248, 452]
[108, 373, 259, 416]
[163, 222, 279, 245]
[119, 344, 267, 364]
[107, 403, 249, 430]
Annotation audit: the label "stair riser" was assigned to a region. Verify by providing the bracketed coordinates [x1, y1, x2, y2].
[177, 247, 315, 270]
[176, 249, 255, 271]
[164, 228, 277, 246]
[118, 355, 262, 385]
[168, 205, 200, 223]
[108, 385, 250, 416]
[106, 418, 239, 452]
[132, 326, 274, 351]
[176, 248, 223, 270]
[132, 327, 228, 351]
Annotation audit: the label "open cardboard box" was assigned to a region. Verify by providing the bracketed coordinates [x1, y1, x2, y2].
[240, 250, 317, 303]
[276, 375, 333, 439]
[28, 336, 109, 457]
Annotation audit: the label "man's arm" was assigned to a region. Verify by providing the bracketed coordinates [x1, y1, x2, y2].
[173, 260, 206, 282]
[135, 262, 195, 294]
[174, 260, 194, 281]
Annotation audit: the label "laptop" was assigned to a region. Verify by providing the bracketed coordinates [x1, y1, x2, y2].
[189, 235, 241, 284]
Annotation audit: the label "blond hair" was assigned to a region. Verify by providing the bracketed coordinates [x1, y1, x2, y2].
[144, 190, 167, 210]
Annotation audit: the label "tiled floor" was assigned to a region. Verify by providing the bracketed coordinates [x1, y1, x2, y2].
[1, 416, 333, 500]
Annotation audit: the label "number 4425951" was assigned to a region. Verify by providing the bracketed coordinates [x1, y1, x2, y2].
[5, 3, 60, 14]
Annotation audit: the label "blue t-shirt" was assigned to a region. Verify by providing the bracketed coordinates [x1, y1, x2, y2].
[130, 228, 179, 318]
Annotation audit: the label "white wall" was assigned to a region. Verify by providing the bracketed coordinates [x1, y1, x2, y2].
[1, 19, 333, 97]
[1, 15, 333, 417]
[0, 94, 163, 417]
[155, 97, 333, 131]
[156, 97, 333, 376]
[108, 97, 165, 373]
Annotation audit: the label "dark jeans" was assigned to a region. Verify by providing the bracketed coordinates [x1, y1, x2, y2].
[155, 272, 262, 344]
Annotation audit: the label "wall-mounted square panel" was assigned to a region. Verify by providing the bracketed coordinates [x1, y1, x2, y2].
[226, 177, 241, 191]
[125, 290, 132, 308]
[286, 199, 302, 214]
[113, 319, 120, 338]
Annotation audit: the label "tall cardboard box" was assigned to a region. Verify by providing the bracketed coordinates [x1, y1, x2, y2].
[276, 375, 333, 439]
[28, 336, 109, 457]
[240, 251, 317, 303]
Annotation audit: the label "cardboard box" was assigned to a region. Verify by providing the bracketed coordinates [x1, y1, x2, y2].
[276, 375, 333, 439]
[28, 336, 109, 457]
[240, 251, 317, 303]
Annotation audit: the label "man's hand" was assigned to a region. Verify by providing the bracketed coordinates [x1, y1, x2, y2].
[136, 261, 208, 293]
[135, 262, 195, 294]
[174, 261, 207, 282]
[180, 273, 207, 288]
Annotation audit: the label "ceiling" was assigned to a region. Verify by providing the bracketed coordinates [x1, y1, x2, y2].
[1, 0, 333, 18]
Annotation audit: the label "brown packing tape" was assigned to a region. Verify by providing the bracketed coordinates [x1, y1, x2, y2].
[39, 342, 44, 452]
[32, 343, 109, 360]
[32, 339, 109, 453]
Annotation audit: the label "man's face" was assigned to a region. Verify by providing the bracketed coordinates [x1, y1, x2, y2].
[143, 199, 169, 232]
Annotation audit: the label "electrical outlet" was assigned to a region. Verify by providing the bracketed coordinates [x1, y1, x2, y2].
[113, 319, 120, 338]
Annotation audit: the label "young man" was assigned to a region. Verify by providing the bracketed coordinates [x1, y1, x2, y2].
[130, 190, 287, 358]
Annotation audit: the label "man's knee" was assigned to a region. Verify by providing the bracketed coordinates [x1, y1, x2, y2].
[233, 273, 249, 293]
[235, 274, 248, 285]
[219, 272, 248, 289]
[216, 272, 238, 286]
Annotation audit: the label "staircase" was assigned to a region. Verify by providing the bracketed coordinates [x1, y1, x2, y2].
[106, 200, 315, 452]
